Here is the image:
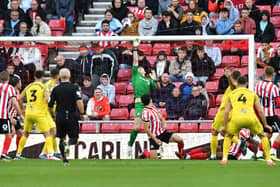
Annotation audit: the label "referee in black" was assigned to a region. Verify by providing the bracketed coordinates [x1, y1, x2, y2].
[48, 68, 87, 165]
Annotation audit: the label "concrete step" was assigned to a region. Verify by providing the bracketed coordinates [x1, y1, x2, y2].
[58, 51, 80, 59]
[76, 26, 95, 33]
[79, 20, 99, 26]
[93, 2, 111, 9]
[84, 14, 104, 21]
[72, 32, 93, 36]
[89, 8, 107, 14]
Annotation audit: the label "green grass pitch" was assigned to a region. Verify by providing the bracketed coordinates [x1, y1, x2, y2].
[0, 160, 279, 187]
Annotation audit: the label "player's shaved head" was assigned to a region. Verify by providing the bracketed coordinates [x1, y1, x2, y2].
[141, 94, 152, 106]
[231, 71, 241, 80]
[35, 70, 45, 79]
[0, 71, 9, 82]
[59, 68, 71, 80]
[264, 66, 274, 77]
[237, 76, 248, 85]
[50, 68, 59, 79]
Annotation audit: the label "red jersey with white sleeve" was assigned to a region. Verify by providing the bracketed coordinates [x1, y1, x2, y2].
[0, 83, 16, 119]
[8, 89, 20, 118]
[142, 106, 164, 137]
[229, 128, 250, 160]
[255, 80, 279, 117]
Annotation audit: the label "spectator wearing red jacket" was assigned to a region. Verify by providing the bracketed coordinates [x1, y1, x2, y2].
[237, 7, 256, 35]
[86, 88, 111, 120]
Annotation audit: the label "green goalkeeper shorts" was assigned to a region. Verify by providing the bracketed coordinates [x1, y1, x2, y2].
[134, 102, 144, 118]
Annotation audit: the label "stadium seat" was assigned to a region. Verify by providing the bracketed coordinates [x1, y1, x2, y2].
[257, 68, 264, 77]
[216, 94, 223, 106]
[110, 108, 129, 120]
[275, 108, 280, 118]
[101, 123, 120, 133]
[119, 94, 134, 107]
[240, 55, 248, 67]
[173, 82, 183, 88]
[114, 82, 127, 94]
[80, 123, 98, 133]
[37, 45, 48, 67]
[275, 29, 280, 41]
[117, 69, 131, 81]
[208, 93, 216, 108]
[126, 82, 134, 94]
[199, 123, 212, 133]
[207, 108, 218, 119]
[127, 6, 134, 12]
[153, 43, 171, 55]
[129, 108, 135, 120]
[210, 68, 224, 80]
[221, 56, 240, 67]
[167, 56, 176, 62]
[270, 42, 279, 50]
[270, 16, 280, 28]
[119, 123, 134, 133]
[51, 30, 64, 36]
[146, 56, 157, 67]
[256, 5, 271, 16]
[138, 43, 152, 55]
[48, 19, 66, 31]
[273, 5, 280, 16]
[180, 123, 198, 133]
[255, 42, 262, 52]
[158, 108, 167, 119]
[181, 5, 188, 11]
[115, 94, 121, 107]
[234, 67, 248, 75]
[166, 123, 179, 132]
[0, 19, 4, 25]
[205, 81, 219, 93]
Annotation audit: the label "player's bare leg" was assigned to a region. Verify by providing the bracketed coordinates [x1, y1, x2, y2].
[15, 129, 23, 151]
[169, 134, 185, 159]
[257, 133, 276, 166]
[270, 134, 280, 161]
[210, 129, 219, 160]
[219, 133, 233, 165]
[128, 118, 141, 158]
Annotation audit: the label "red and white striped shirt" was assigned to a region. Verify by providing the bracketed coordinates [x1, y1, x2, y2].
[142, 106, 164, 137]
[8, 89, 20, 118]
[229, 128, 250, 160]
[0, 83, 16, 119]
[96, 31, 116, 48]
[255, 80, 279, 117]
[131, 7, 146, 20]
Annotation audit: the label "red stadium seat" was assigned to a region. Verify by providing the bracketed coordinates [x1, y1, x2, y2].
[119, 123, 134, 133]
[270, 42, 279, 50]
[173, 82, 183, 88]
[146, 56, 157, 67]
[257, 68, 265, 77]
[166, 123, 179, 132]
[38, 45, 48, 56]
[126, 82, 134, 94]
[205, 81, 219, 93]
[216, 94, 223, 106]
[101, 123, 120, 133]
[110, 108, 129, 120]
[275, 108, 280, 118]
[167, 56, 176, 62]
[270, 16, 280, 28]
[207, 108, 218, 119]
[240, 55, 248, 67]
[138, 43, 152, 55]
[127, 6, 134, 12]
[181, 5, 188, 11]
[256, 5, 271, 16]
[199, 123, 212, 133]
[255, 42, 262, 52]
[119, 94, 134, 107]
[234, 67, 248, 75]
[158, 108, 167, 119]
[208, 93, 216, 108]
[180, 123, 198, 133]
[129, 108, 135, 120]
[153, 43, 171, 55]
[115, 94, 121, 107]
[80, 123, 97, 133]
[273, 5, 280, 16]
[49, 19, 66, 31]
[210, 68, 224, 80]
[117, 69, 131, 81]
[114, 82, 127, 94]
[221, 56, 240, 67]
[0, 19, 4, 25]
[275, 29, 280, 41]
[51, 30, 64, 36]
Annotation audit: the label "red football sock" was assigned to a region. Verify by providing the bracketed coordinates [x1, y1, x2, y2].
[16, 136, 21, 151]
[178, 143, 184, 153]
[188, 148, 203, 155]
[248, 143, 255, 152]
[272, 141, 280, 149]
[259, 143, 263, 152]
[144, 150, 150, 159]
[2, 137, 12, 155]
[190, 153, 208, 160]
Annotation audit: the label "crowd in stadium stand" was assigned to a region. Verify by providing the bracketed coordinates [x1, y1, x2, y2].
[0, 0, 280, 121]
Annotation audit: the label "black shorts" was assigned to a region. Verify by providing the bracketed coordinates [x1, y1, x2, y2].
[264, 116, 280, 133]
[56, 112, 79, 139]
[13, 117, 22, 131]
[228, 154, 238, 160]
[0, 119, 12, 134]
[149, 131, 173, 150]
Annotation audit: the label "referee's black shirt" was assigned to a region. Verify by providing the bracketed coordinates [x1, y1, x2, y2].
[48, 82, 82, 113]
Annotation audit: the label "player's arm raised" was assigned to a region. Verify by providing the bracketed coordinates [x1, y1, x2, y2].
[255, 101, 272, 132]
[143, 121, 162, 145]
[133, 38, 141, 66]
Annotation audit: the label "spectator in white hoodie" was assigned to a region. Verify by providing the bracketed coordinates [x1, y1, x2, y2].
[204, 40, 222, 67]
[97, 73, 116, 108]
